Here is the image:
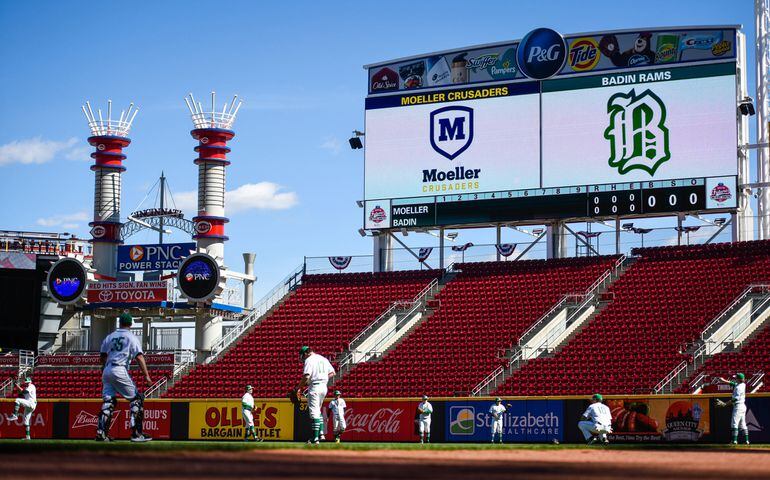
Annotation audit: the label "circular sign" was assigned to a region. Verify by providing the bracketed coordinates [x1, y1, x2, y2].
[129, 246, 145, 261]
[90, 225, 106, 238]
[47, 258, 87, 305]
[516, 28, 567, 80]
[177, 253, 220, 302]
[195, 221, 212, 235]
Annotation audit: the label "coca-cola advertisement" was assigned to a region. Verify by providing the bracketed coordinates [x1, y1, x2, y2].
[68, 400, 171, 439]
[0, 401, 53, 439]
[322, 400, 420, 442]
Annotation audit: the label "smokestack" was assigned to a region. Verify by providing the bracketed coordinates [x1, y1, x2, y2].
[242, 252, 256, 309]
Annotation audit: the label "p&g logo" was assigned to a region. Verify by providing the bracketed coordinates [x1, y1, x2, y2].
[516, 28, 567, 80]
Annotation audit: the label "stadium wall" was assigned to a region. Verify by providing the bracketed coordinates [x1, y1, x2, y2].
[1, 395, 768, 443]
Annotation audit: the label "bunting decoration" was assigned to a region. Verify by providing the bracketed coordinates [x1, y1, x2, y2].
[328, 256, 352, 270]
[417, 247, 433, 262]
[496, 243, 516, 257]
[451, 242, 474, 252]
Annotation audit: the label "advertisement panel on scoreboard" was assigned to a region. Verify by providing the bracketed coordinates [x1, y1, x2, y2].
[364, 83, 540, 201]
[541, 63, 737, 187]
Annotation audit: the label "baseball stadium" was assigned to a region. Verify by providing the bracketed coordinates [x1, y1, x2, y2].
[2, 1, 770, 479]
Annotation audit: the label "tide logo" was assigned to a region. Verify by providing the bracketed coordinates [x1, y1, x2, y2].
[568, 37, 600, 71]
[129, 246, 145, 261]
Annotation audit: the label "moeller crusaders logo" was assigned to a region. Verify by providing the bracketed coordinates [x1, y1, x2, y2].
[129, 246, 145, 261]
[369, 206, 387, 225]
[569, 37, 600, 71]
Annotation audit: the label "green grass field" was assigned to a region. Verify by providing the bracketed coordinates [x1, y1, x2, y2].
[0, 439, 767, 453]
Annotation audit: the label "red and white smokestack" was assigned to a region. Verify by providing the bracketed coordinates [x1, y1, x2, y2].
[184, 92, 242, 260]
[81, 100, 138, 277]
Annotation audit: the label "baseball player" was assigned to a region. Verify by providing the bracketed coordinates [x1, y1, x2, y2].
[417, 395, 433, 444]
[328, 390, 347, 443]
[96, 313, 153, 442]
[578, 393, 613, 445]
[7, 375, 36, 440]
[296, 346, 335, 444]
[489, 397, 509, 444]
[716, 373, 749, 445]
[242, 385, 263, 442]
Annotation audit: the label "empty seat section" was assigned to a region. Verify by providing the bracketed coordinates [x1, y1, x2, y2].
[497, 240, 770, 396]
[335, 256, 618, 397]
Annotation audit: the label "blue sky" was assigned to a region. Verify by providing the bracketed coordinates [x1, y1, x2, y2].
[0, 0, 761, 300]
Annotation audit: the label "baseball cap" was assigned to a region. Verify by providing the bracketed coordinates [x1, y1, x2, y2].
[592, 393, 603, 402]
[735, 373, 745, 381]
[299, 346, 310, 356]
[118, 312, 133, 326]
[246, 384, 253, 391]
[334, 390, 341, 395]
[495, 397, 502, 402]
[422, 395, 428, 400]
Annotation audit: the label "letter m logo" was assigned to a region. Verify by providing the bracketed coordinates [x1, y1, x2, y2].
[430, 106, 474, 160]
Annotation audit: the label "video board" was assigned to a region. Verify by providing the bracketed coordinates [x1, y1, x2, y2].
[363, 26, 740, 230]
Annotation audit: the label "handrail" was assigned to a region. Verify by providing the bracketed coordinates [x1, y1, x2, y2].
[208, 263, 304, 360]
[145, 377, 167, 399]
[471, 349, 524, 396]
[701, 284, 770, 341]
[348, 278, 438, 351]
[748, 371, 765, 393]
[653, 359, 688, 394]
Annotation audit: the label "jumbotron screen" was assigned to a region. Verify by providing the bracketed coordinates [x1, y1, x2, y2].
[363, 26, 739, 229]
[0, 253, 42, 351]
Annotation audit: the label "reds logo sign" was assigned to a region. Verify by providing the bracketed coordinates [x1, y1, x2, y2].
[195, 221, 212, 235]
[90, 225, 106, 238]
[430, 106, 474, 161]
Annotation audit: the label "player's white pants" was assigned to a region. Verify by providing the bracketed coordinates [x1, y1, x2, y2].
[492, 419, 504, 435]
[307, 382, 327, 420]
[15, 398, 36, 426]
[419, 417, 431, 435]
[578, 421, 611, 440]
[243, 409, 254, 428]
[333, 415, 346, 432]
[102, 365, 136, 400]
[731, 404, 747, 430]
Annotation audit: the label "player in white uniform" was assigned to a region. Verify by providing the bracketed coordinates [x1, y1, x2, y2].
[8, 375, 36, 440]
[417, 395, 433, 444]
[328, 389, 347, 443]
[578, 393, 613, 445]
[96, 313, 153, 442]
[296, 346, 335, 444]
[489, 397, 508, 444]
[717, 373, 749, 445]
[241, 384, 263, 442]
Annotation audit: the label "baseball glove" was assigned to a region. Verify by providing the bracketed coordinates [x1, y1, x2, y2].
[288, 388, 302, 407]
[714, 399, 729, 408]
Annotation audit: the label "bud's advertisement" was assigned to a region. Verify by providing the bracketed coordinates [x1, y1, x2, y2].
[0, 400, 53, 439]
[68, 400, 171, 439]
[321, 400, 420, 442]
[603, 397, 710, 442]
[188, 400, 294, 440]
[445, 400, 563, 442]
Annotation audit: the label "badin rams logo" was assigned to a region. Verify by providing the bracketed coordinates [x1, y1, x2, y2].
[368, 205, 387, 225]
[449, 406, 475, 435]
[129, 246, 145, 262]
[710, 183, 732, 203]
[430, 106, 474, 160]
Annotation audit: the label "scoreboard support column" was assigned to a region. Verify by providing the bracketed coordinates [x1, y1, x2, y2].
[373, 233, 393, 273]
[439, 228, 445, 270]
[546, 222, 568, 259]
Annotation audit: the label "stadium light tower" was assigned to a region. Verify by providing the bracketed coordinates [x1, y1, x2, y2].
[184, 92, 243, 260]
[81, 99, 138, 348]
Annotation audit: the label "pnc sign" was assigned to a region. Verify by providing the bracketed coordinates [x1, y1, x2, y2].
[117, 243, 195, 272]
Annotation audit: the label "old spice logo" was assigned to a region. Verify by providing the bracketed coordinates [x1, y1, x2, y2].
[72, 410, 119, 429]
[345, 407, 404, 434]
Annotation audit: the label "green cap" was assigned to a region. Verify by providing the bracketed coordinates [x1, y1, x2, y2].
[334, 390, 341, 396]
[422, 395, 428, 400]
[299, 346, 310, 356]
[118, 312, 133, 326]
[246, 385, 253, 391]
[592, 393, 603, 402]
[735, 373, 745, 381]
[25, 376, 32, 383]
[495, 397, 502, 402]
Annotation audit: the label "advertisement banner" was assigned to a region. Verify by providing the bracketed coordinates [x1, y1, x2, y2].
[188, 400, 294, 441]
[0, 355, 18, 366]
[36, 353, 173, 366]
[602, 397, 710, 442]
[67, 400, 171, 440]
[117, 243, 196, 272]
[365, 84, 540, 201]
[86, 281, 168, 304]
[445, 400, 563, 442]
[322, 400, 421, 442]
[541, 63, 737, 187]
[0, 400, 53, 439]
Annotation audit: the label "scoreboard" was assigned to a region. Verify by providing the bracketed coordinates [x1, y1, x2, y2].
[363, 26, 741, 231]
[367, 176, 736, 229]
